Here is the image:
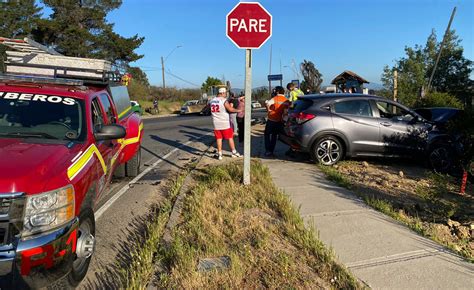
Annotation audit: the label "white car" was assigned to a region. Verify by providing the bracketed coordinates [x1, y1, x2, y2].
[251, 101, 262, 109]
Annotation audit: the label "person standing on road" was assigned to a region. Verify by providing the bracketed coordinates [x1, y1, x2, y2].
[236, 94, 245, 143]
[228, 92, 239, 135]
[264, 86, 289, 157]
[287, 82, 304, 106]
[210, 87, 242, 160]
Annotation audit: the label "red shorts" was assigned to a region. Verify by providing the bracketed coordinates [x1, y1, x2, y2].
[214, 128, 234, 140]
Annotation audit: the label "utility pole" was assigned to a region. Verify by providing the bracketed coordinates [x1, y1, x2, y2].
[427, 6, 457, 94]
[161, 56, 166, 91]
[393, 70, 398, 102]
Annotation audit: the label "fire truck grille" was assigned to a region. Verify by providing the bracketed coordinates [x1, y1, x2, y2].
[0, 197, 13, 215]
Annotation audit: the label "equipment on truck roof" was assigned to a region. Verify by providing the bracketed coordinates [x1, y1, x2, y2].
[0, 37, 120, 84]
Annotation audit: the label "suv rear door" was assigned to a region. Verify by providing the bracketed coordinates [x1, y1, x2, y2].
[373, 100, 428, 155]
[331, 98, 382, 155]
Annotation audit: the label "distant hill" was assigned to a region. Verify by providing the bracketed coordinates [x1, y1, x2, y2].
[365, 82, 384, 90]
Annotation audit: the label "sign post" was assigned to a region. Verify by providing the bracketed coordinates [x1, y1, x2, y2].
[226, 2, 272, 185]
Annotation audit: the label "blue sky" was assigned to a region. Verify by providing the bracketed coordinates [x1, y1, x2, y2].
[47, 0, 474, 89]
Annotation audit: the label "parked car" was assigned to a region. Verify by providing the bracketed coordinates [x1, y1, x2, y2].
[280, 94, 440, 166]
[180, 99, 208, 115]
[130, 100, 143, 115]
[251, 101, 262, 109]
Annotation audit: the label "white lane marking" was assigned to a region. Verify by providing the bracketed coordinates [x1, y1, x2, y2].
[95, 132, 213, 221]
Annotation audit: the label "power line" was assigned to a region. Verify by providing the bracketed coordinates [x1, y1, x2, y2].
[165, 69, 200, 87]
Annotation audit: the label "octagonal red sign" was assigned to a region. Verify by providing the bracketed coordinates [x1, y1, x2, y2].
[226, 2, 272, 49]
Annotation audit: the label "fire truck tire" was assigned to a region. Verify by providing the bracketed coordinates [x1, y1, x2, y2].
[113, 163, 126, 178]
[67, 209, 95, 287]
[126, 146, 141, 177]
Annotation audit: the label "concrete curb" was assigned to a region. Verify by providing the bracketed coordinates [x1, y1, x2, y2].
[141, 113, 178, 119]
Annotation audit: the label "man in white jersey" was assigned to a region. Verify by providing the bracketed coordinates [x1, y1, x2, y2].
[210, 87, 242, 160]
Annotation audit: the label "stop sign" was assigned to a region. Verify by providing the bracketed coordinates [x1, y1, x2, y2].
[226, 2, 272, 49]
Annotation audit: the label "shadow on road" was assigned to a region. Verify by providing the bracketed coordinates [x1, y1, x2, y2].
[149, 134, 206, 156]
[141, 145, 185, 170]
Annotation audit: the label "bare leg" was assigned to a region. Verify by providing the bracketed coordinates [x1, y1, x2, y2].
[228, 137, 236, 152]
[216, 138, 223, 153]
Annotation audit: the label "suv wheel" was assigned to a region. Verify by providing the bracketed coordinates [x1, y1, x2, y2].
[312, 136, 343, 165]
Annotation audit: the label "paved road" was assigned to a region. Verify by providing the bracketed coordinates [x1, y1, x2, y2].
[82, 111, 266, 288]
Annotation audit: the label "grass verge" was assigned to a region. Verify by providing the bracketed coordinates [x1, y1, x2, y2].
[154, 161, 360, 289]
[121, 173, 186, 289]
[318, 163, 473, 263]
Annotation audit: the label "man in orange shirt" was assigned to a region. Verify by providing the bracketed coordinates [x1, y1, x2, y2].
[264, 86, 289, 157]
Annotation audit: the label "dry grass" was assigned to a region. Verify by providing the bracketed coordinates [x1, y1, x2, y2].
[318, 161, 473, 262]
[155, 161, 360, 289]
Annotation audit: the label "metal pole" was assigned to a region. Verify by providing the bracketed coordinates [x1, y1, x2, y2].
[161, 56, 166, 89]
[269, 43, 272, 98]
[427, 6, 456, 94]
[393, 70, 398, 102]
[243, 49, 252, 185]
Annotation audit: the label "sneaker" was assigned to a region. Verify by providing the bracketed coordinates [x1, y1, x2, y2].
[231, 151, 241, 158]
[214, 153, 223, 160]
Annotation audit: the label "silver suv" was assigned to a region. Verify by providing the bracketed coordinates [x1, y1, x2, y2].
[280, 94, 432, 165]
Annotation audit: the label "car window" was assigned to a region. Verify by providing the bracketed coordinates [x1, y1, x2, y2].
[91, 98, 105, 133]
[334, 100, 372, 117]
[292, 99, 313, 112]
[376, 101, 414, 122]
[99, 94, 116, 124]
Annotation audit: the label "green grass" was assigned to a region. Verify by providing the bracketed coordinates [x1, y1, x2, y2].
[121, 173, 187, 289]
[317, 164, 353, 189]
[154, 161, 361, 289]
[132, 99, 182, 115]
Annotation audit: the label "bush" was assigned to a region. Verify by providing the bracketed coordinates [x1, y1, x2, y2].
[416, 91, 463, 109]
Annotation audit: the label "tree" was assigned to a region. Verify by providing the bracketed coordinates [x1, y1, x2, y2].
[127, 66, 149, 87]
[300, 60, 323, 94]
[0, 0, 41, 38]
[32, 0, 144, 66]
[201, 76, 223, 93]
[381, 29, 473, 108]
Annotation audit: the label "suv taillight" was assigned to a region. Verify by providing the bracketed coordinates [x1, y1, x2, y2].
[291, 112, 316, 124]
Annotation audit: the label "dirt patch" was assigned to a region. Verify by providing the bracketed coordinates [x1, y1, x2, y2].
[329, 160, 473, 261]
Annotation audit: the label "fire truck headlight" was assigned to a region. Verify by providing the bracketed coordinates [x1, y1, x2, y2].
[23, 185, 75, 237]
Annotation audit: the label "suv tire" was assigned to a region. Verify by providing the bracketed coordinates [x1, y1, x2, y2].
[312, 136, 344, 165]
[126, 146, 141, 177]
[113, 163, 126, 178]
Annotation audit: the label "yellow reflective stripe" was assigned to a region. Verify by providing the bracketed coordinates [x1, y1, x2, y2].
[123, 123, 143, 146]
[110, 123, 143, 168]
[67, 144, 107, 180]
[118, 106, 132, 119]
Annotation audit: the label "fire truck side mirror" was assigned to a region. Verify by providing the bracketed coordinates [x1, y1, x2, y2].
[94, 124, 126, 141]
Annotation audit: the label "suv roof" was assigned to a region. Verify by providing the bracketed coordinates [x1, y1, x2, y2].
[301, 93, 387, 101]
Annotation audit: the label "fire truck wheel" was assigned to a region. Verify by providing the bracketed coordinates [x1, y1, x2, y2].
[126, 146, 141, 177]
[68, 209, 95, 287]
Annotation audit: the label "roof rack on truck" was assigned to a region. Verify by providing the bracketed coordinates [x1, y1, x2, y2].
[0, 37, 122, 86]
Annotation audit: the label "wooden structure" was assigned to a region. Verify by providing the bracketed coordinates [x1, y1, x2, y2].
[331, 70, 369, 93]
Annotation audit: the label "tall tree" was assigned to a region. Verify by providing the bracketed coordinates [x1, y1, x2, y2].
[201, 76, 223, 93]
[300, 60, 323, 93]
[0, 0, 42, 38]
[32, 0, 144, 66]
[381, 29, 473, 108]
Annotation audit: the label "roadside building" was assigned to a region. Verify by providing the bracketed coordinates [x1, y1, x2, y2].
[331, 70, 369, 94]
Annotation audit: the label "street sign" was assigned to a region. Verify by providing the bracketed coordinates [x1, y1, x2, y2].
[267, 74, 283, 81]
[226, 2, 272, 185]
[226, 2, 272, 49]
